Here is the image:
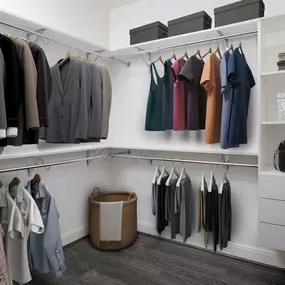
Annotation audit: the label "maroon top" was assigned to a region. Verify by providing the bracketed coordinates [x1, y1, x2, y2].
[171, 58, 187, 130]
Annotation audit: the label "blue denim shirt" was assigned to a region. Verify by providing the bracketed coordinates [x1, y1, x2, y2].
[26, 180, 67, 277]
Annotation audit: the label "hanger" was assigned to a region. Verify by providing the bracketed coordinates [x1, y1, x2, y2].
[229, 43, 234, 51]
[166, 165, 179, 186]
[208, 171, 214, 193]
[9, 176, 20, 198]
[183, 51, 189, 60]
[215, 45, 222, 59]
[32, 173, 41, 183]
[157, 166, 169, 185]
[152, 165, 161, 184]
[176, 167, 188, 187]
[202, 47, 212, 59]
[194, 48, 202, 59]
[201, 171, 205, 192]
[239, 41, 244, 55]
[153, 55, 164, 65]
[59, 51, 72, 67]
[3, 33, 11, 38]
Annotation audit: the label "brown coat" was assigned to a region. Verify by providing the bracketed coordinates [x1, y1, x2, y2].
[14, 39, 39, 130]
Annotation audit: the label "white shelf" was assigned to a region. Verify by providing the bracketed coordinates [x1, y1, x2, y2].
[105, 19, 258, 58]
[261, 70, 285, 78]
[260, 168, 285, 176]
[261, 121, 285, 125]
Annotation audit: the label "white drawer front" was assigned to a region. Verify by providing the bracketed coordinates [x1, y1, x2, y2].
[259, 222, 285, 251]
[259, 199, 285, 226]
[259, 174, 285, 200]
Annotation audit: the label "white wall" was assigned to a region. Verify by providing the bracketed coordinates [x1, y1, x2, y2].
[110, 0, 285, 49]
[0, 0, 111, 48]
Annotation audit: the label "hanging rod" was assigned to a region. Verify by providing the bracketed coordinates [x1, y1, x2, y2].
[0, 154, 106, 174]
[111, 30, 258, 58]
[0, 19, 130, 66]
[110, 154, 258, 169]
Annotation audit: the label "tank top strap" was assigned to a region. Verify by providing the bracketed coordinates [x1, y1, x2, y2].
[150, 63, 156, 85]
[152, 62, 160, 78]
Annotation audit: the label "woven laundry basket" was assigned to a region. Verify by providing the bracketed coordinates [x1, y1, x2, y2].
[89, 189, 138, 251]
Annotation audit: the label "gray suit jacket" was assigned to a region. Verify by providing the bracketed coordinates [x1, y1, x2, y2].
[45, 58, 91, 143]
[99, 66, 112, 139]
[88, 63, 102, 140]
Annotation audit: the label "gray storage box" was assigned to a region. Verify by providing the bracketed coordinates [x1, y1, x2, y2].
[130, 22, 168, 45]
[214, 0, 265, 27]
[168, 11, 212, 37]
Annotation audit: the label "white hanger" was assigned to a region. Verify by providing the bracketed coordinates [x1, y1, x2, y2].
[157, 166, 168, 185]
[201, 171, 205, 192]
[176, 167, 186, 187]
[166, 166, 179, 186]
[208, 171, 214, 193]
[218, 181, 224, 194]
[152, 166, 161, 184]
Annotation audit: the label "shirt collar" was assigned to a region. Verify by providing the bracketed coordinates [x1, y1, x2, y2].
[26, 180, 47, 199]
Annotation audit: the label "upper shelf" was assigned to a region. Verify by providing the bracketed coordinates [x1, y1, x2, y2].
[0, 9, 107, 53]
[105, 19, 258, 58]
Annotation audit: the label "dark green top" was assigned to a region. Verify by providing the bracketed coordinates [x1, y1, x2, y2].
[145, 63, 165, 131]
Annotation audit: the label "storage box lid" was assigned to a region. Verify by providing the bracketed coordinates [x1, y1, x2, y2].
[168, 11, 212, 26]
[214, 0, 265, 14]
[130, 21, 168, 35]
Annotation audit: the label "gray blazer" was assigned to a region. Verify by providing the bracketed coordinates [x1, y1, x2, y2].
[26, 180, 67, 277]
[88, 63, 102, 140]
[99, 66, 112, 139]
[46, 58, 91, 143]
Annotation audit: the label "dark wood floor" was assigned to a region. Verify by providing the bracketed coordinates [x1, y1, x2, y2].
[28, 234, 285, 285]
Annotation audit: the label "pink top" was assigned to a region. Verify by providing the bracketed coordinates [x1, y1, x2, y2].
[171, 58, 187, 130]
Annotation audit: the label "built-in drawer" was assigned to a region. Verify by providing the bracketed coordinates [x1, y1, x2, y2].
[259, 222, 285, 251]
[259, 198, 285, 226]
[259, 174, 285, 200]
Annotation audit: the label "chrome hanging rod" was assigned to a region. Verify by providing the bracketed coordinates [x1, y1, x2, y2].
[110, 154, 258, 168]
[0, 154, 106, 174]
[111, 30, 257, 58]
[0, 19, 130, 66]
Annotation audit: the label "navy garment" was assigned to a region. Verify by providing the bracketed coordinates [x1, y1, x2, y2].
[163, 60, 174, 130]
[228, 49, 255, 146]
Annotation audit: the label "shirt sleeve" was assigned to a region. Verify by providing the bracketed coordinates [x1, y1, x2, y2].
[247, 65, 256, 89]
[227, 53, 236, 84]
[200, 57, 213, 92]
[179, 59, 193, 82]
[43, 196, 67, 277]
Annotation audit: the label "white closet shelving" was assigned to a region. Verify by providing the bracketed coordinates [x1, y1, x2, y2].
[258, 14, 285, 251]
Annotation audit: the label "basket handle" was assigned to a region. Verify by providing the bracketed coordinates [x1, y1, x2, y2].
[128, 192, 136, 200]
[92, 187, 100, 195]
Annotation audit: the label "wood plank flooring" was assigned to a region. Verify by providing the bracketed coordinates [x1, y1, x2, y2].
[28, 234, 285, 285]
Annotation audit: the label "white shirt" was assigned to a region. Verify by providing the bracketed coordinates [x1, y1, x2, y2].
[0, 185, 44, 284]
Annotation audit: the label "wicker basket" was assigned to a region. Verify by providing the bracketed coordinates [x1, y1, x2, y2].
[89, 189, 138, 251]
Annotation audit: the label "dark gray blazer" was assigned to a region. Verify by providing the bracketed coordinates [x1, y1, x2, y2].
[45, 58, 91, 143]
[88, 63, 102, 140]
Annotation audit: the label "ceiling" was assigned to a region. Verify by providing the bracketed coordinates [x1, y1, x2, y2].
[103, 0, 140, 9]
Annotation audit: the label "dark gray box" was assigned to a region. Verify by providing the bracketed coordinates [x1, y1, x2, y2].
[130, 22, 168, 45]
[214, 0, 265, 27]
[168, 11, 212, 37]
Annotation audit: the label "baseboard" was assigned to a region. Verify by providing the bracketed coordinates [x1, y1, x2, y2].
[138, 221, 285, 269]
[61, 225, 89, 247]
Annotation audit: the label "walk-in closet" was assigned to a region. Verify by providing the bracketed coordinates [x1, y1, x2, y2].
[0, 0, 284, 284]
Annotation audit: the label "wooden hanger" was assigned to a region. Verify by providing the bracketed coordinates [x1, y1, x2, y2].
[169, 53, 177, 61]
[194, 49, 202, 59]
[202, 47, 212, 59]
[153, 55, 164, 65]
[184, 51, 189, 60]
[59, 51, 72, 66]
[32, 173, 41, 183]
[9, 177, 20, 190]
[230, 44, 234, 51]
[215, 46, 222, 59]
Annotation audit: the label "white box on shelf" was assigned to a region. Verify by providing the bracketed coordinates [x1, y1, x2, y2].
[277, 92, 285, 121]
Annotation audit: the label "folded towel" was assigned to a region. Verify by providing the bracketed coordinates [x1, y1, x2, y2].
[99, 201, 123, 242]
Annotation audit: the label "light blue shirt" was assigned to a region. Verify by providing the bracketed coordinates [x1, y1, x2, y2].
[26, 180, 67, 277]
